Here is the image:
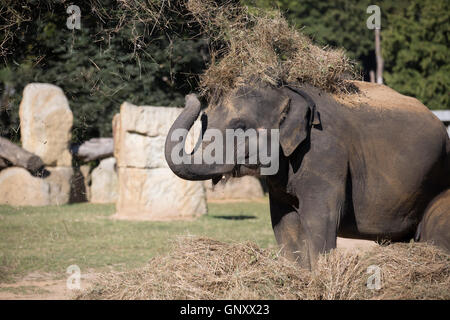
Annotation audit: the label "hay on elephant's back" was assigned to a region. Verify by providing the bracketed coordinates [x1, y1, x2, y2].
[77, 236, 450, 300]
[186, 0, 359, 102]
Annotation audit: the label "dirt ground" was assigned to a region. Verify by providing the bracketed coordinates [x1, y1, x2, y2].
[0, 238, 375, 300]
[336, 237, 377, 252]
[0, 272, 97, 300]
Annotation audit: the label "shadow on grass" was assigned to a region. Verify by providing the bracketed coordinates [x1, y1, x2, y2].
[212, 215, 256, 220]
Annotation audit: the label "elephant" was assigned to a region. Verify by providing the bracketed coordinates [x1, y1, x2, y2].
[165, 80, 450, 269]
[416, 189, 450, 252]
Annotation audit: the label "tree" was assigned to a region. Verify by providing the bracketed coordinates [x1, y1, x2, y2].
[0, 0, 208, 142]
[244, 0, 449, 110]
[244, 0, 401, 79]
[1, 0, 448, 146]
[382, 0, 449, 110]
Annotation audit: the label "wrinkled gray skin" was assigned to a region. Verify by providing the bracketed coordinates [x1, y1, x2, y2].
[417, 189, 450, 252]
[165, 83, 450, 269]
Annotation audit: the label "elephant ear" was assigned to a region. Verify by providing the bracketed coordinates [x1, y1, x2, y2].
[278, 87, 320, 157]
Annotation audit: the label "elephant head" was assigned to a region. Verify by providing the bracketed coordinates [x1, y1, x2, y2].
[165, 83, 320, 182]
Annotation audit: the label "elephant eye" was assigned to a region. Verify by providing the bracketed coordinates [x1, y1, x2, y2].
[230, 119, 247, 131]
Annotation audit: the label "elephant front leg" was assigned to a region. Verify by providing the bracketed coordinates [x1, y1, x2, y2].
[269, 183, 345, 270]
[269, 195, 312, 268]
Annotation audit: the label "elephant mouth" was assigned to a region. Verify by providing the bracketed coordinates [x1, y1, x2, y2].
[212, 164, 260, 185]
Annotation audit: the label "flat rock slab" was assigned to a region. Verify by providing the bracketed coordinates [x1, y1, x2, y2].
[114, 167, 207, 221]
[0, 166, 72, 206]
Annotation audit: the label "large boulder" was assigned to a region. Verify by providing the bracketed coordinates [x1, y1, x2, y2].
[114, 102, 200, 168]
[119, 133, 167, 169]
[0, 167, 72, 206]
[0, 167, 49, 206]
[115, 168, 206, 220]
[19, 83, 73, 167]
[90, 157, 118, 204]
[113, 102, 206, 220]
[45, 166, 73, 205]
[204, 176, 264, 200]
[15, 83, 74, 206]
[119, 102, 185, 138]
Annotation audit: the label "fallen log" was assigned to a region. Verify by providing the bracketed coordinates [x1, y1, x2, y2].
[0, 137, 45, 173]
[0, 157, 7, 169]
[71, 138, 114, 162]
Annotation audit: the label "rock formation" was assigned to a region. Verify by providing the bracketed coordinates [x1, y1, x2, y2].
[113, 102, 207, 220]
[0, 83, 74, 206]
[90, 157, 118, 204]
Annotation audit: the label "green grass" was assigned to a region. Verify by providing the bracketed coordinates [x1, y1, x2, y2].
[0, 200, 275, 282]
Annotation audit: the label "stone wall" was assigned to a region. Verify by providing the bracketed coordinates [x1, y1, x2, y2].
[113, 102, 207, 220]
[90, 157, 118, 204]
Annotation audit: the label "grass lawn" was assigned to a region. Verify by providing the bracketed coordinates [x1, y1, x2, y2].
[0, 200, 275, 282]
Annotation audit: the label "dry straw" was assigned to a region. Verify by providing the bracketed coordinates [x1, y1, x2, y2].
[77, 236, 450, 300]
[186, 0, 359, 102]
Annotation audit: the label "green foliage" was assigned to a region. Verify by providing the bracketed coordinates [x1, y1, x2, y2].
[245, 0, 449, 109]
[0, 0, 207, 142]
[383, 0, 450, 109]
[1, 0, 448, 144]
[244, 0, 398, 74]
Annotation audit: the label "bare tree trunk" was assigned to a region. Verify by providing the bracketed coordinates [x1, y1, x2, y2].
[375, 28, 384, 84]
[71, 138, 114, 162]
[0, 137, 44, 173]
[369, 70, 376, 83]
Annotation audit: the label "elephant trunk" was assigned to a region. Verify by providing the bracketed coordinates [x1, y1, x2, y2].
[164, 98, 225, 181]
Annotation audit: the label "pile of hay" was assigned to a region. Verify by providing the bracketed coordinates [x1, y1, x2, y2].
[186, 0, 358, 101]
[77, 236, 449, 300]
